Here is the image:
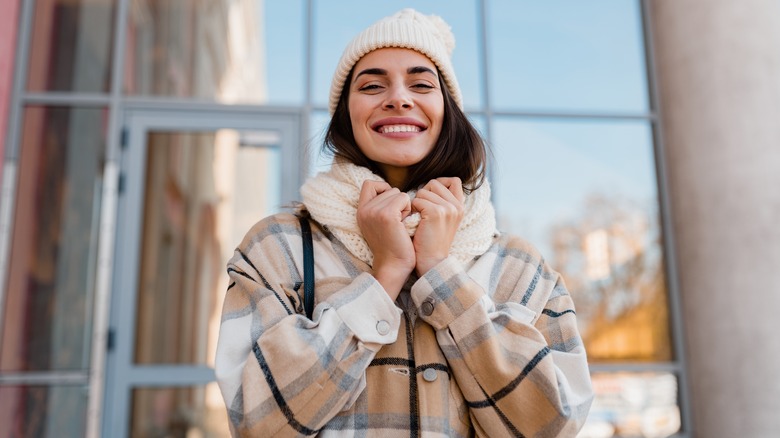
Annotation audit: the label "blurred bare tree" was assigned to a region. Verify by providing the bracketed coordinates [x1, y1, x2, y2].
[548, 193, 671, 362]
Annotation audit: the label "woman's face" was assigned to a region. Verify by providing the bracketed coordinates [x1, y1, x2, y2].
[348, 48, 445, 187]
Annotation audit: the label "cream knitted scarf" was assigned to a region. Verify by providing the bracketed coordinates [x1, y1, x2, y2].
[300, 161, 498, 267]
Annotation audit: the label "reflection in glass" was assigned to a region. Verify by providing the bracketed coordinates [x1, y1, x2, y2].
[466, 113, 488, 142]
[131, 383, 229, 438]
[578, 373, 680, 438]
[308, 110, 333, 177]
[488, 0, 647, 113]
[134, 130, 281, 365]
[124, 0, 304, 104]
[2, 107, 105, 372]
[0, 385, 88, 437]
[313, 0, 482, 109]
[493, 118, 671, 362]
[27, 0, 116, 92]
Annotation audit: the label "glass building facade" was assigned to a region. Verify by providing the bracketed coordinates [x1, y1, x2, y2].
[0, 1, 689, 437]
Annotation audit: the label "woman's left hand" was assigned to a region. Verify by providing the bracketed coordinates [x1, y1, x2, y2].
[412, 177, 465, 275]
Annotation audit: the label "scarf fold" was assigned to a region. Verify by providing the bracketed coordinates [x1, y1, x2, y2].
[300, 161, 498, 267]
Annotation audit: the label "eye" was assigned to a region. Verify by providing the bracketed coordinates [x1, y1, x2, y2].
[358, 83, 383, 92]
[411, 83, 435, 91]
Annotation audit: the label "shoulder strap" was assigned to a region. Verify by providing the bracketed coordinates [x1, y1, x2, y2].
[298, 214, 315, 319]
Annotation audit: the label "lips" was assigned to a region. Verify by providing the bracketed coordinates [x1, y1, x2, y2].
[371, 117, 427, 134]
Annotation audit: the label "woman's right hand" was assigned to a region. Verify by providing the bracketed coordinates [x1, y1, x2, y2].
[357, 180, 416, 300]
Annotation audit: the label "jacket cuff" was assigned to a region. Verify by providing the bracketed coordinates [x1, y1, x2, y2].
[410, 257, 484, 330]
[329, 272, 402, 347]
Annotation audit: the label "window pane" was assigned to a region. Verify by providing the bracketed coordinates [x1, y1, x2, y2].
[579, 373, 681, 438]
[0, 385, 88, 437]
[27, 0, 116, 92]
[313, 0, 482, 109]
[487, 0, 648, 113]
[492, 118, 671, 362]
[124, 0, 304, 104]
[466, 112, 488, 140]
[2, 106, 105, 372]
[131, 383, 229, 437]
[308, 110, 332, 177]
[134, 130, 281, 365]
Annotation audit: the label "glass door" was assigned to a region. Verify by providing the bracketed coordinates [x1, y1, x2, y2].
[104, 106, 303, 437]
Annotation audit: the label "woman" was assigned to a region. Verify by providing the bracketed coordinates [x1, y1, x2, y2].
[216, 9, 593, 437]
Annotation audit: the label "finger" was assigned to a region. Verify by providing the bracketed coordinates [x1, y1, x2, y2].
[433, 177, 464, 202]
[380, 191, 412, 217]
[358, 180, 393, 207]
[412, 196, 458, 220]
[363, 190, 412, 224]
[415, 187, 448, 205]
[417, 182, 461, 208]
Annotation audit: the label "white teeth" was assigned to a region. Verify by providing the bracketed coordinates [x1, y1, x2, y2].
[379, 124, 421, 133]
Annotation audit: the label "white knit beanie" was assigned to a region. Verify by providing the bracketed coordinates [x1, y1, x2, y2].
[328, 8, 463, 115]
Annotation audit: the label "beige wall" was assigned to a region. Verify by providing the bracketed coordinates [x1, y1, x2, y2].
[649, 1, 780, 436]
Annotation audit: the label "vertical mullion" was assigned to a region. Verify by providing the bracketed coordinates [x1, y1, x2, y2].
[2, 0, 34, 161]
[302, 0, 314, 179]
[477, 0, 495, 188]
[640, 0, 692, 434]
[305, 0, 313, 108]
[87, 0, 130, 435]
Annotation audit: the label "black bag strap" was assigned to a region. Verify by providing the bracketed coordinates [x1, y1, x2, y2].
[299, 214, 315, 319]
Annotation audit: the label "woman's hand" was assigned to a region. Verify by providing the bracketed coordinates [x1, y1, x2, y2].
[412, 177, 465, 275]
[357, 180, 416, 300]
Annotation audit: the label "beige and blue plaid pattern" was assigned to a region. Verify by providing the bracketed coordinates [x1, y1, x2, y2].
[216, 213, 593, 437]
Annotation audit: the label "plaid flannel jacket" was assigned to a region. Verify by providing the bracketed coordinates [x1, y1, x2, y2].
[216, 213, 593, 437]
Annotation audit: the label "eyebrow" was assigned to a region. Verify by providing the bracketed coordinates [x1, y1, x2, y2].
[354, 66, 438, 79]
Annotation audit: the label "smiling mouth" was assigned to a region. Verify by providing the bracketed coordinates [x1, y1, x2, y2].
[377, 124, 424, 134]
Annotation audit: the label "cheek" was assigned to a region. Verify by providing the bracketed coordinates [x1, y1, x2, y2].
[426, 95, 445, 125]
[348, 102, 373, 138]
[348, 95, 369, 118]
[428, 101, 445, 135]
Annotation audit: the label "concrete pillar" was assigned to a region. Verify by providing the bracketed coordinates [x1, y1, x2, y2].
[648, 1, 780, 436]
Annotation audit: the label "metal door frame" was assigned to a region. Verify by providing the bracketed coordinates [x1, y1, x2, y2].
[102, 103, 304, 437]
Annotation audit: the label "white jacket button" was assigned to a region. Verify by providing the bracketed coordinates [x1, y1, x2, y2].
[422, 368, 437, 382]
[376, 320, 390, 336]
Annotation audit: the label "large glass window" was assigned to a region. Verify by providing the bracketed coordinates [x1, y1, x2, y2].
[487, 0, 648, 113]
[134, 130, 281, 365]
[0, 385, 89, 437]
[583, 373, 681, 438]
[308, 109, 333, 176]
[485, 0, 680, 433]
[492, 118, 670, 363]
[2, 106, 105, 372]
[130, 384, 228, 438]
[124, 0, 305, 104]
[26, 0, 116, 92]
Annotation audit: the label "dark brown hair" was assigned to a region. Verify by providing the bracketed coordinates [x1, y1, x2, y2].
[323, 68, 488, 193]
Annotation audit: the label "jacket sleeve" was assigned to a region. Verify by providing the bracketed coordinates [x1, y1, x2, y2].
[410, 256, 593, 437]
[215, 233, 402, 437]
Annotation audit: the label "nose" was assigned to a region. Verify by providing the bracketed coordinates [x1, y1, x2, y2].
[383, 86, 413, 110]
